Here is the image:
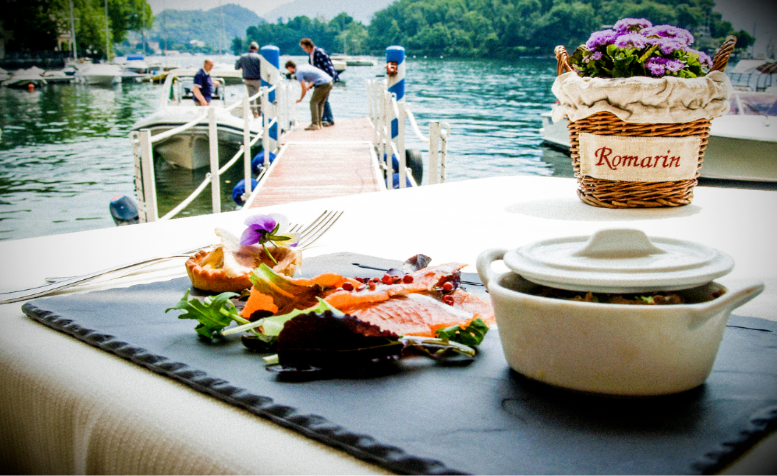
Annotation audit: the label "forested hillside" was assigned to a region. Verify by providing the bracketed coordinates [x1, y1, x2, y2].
[232, 0, 752, 59]
[234, 13, 369, 56]
[121, 4, 265, 54]
[365, 0, 753, 57]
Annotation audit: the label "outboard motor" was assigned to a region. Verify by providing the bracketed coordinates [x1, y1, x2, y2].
[109, 195, 139, 226]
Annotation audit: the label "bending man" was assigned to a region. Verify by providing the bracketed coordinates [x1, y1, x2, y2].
[285, 60, 333, 131]
[299, 38, 339, 126]
[235, 41, 262, 118]
[193, 59, 220, 106]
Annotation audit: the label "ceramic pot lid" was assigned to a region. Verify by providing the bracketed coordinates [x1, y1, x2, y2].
[503, 229, 734, 293]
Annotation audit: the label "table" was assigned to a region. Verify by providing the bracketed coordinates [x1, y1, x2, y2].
[2, 176, 776, 474]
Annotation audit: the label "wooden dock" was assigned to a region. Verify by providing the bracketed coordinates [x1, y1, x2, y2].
[247, 117, 385, 208]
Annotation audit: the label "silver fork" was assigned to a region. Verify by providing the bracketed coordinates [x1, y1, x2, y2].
[0, 210, 344, 304]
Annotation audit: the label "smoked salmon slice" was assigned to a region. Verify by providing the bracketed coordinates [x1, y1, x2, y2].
[341, 293, 492, 338]
[241, 261, 495, 338]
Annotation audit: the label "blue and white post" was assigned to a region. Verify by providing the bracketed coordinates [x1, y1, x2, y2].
[386, 46, 407, 188]
[260, 45, 280, 166]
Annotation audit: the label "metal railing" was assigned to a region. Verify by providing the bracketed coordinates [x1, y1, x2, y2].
[130, 82, 298, 223]
[366, 79, 450, 187]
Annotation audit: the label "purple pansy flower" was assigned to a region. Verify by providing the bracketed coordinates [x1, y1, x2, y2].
[586, 29, 617, 50]
[241, 214, 278, 246]
[240, 213, 300, 264]
[613, 18, 652, 34]
[592, 51, 603, 60]
[614, 33, 647, 49]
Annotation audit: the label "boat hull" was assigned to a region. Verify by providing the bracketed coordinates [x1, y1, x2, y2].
[141, 124, 256, 170]
[82, 75, 120, 86]
[702, 135, 777, 182]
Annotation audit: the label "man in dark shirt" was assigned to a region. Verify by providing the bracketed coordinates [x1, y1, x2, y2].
[299, 38, 338, 126]
[193, 59, 220, 106]
[235, 41, 262, 118]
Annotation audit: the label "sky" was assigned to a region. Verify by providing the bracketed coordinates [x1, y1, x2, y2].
[146, 0, 777, 57]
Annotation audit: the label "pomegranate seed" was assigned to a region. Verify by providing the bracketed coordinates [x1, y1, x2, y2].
[381, 274, 393, 285]
[443, 295, 455, 305]
[442, 282, 454, 292]
[354, 277, 364, 283]
[342, 282, 354, 291]
[402, 275, 414, 283]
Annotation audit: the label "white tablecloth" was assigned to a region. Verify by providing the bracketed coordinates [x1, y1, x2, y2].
[2, 176, 776, 473]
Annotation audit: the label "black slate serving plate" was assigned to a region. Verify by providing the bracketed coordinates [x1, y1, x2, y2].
[23, 253, 777, 474]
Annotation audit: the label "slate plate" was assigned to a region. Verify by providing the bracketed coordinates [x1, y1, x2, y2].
[22, 252, 777, 474]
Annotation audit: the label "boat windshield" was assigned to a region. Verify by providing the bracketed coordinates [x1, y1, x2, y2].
[728, 93, 777, 117]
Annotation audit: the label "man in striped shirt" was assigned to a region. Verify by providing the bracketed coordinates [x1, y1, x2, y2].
[299, 38, 339, 127]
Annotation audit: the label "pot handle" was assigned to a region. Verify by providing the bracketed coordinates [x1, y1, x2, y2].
[694, 279, 765, 318]
[476, 248, 507, 288]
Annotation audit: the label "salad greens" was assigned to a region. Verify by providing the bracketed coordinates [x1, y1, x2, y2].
[165, 290, 248, 339]
[435, 318, 489, 347]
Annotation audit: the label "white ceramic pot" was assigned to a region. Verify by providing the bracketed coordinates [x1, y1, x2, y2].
[477, 230, 764, 396]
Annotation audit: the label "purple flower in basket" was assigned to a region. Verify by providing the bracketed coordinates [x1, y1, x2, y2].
[647, 36, 684, 55]
[645, 57, 668, 76]
[613, 18, 652, 34]
[665, 59, 685, 73]
[687, 48, 714, 70]
[614, 33, 647, 50]
[591, 51, 603, 61]
[643, 25, 694, 46]
[586, 29, 617, 50]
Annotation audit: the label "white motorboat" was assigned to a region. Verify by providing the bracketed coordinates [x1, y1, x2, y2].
[1, 67, 47, 88]
[41, 67, 75, 84]
[130, 68, 263, 170]
[540, 90, 777, 183]
[120, 59, 154, 82]
[331, 59, 347, 73]
[77, 63, 121, 86]
[331, 55, 376, 67]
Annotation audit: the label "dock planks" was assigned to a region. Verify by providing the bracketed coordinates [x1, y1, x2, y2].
[247, 117, 384, 208]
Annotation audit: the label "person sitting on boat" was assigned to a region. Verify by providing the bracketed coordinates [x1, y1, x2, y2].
[285, 60, 333, 131]
[235, 41, 262, 118]
[299, 38, 338, 127]
[193, 59, 220, 106]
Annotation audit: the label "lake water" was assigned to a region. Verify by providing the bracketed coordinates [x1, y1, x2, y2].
[0, 55, 572, 242]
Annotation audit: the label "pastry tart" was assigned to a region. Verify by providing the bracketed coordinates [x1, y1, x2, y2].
[186, 228, 302, 293]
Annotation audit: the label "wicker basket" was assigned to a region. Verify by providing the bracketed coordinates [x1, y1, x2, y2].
[555, 35, 737, 208]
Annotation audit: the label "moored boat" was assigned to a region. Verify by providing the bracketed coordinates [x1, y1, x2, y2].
[130, 68, 263, 170]
[77, 63, 121, 86]
[331, 55, 376, 67]
[1, 67, 47, 88]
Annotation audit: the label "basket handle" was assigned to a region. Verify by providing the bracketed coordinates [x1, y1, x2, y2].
[711, 35, 737, 72]
[555, 45, 573, 76]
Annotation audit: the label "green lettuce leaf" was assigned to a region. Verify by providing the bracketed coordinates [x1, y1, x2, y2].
[165, 290, 245, 339]
[435, 317, 489, 347]
[223, 297, 343, 337]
